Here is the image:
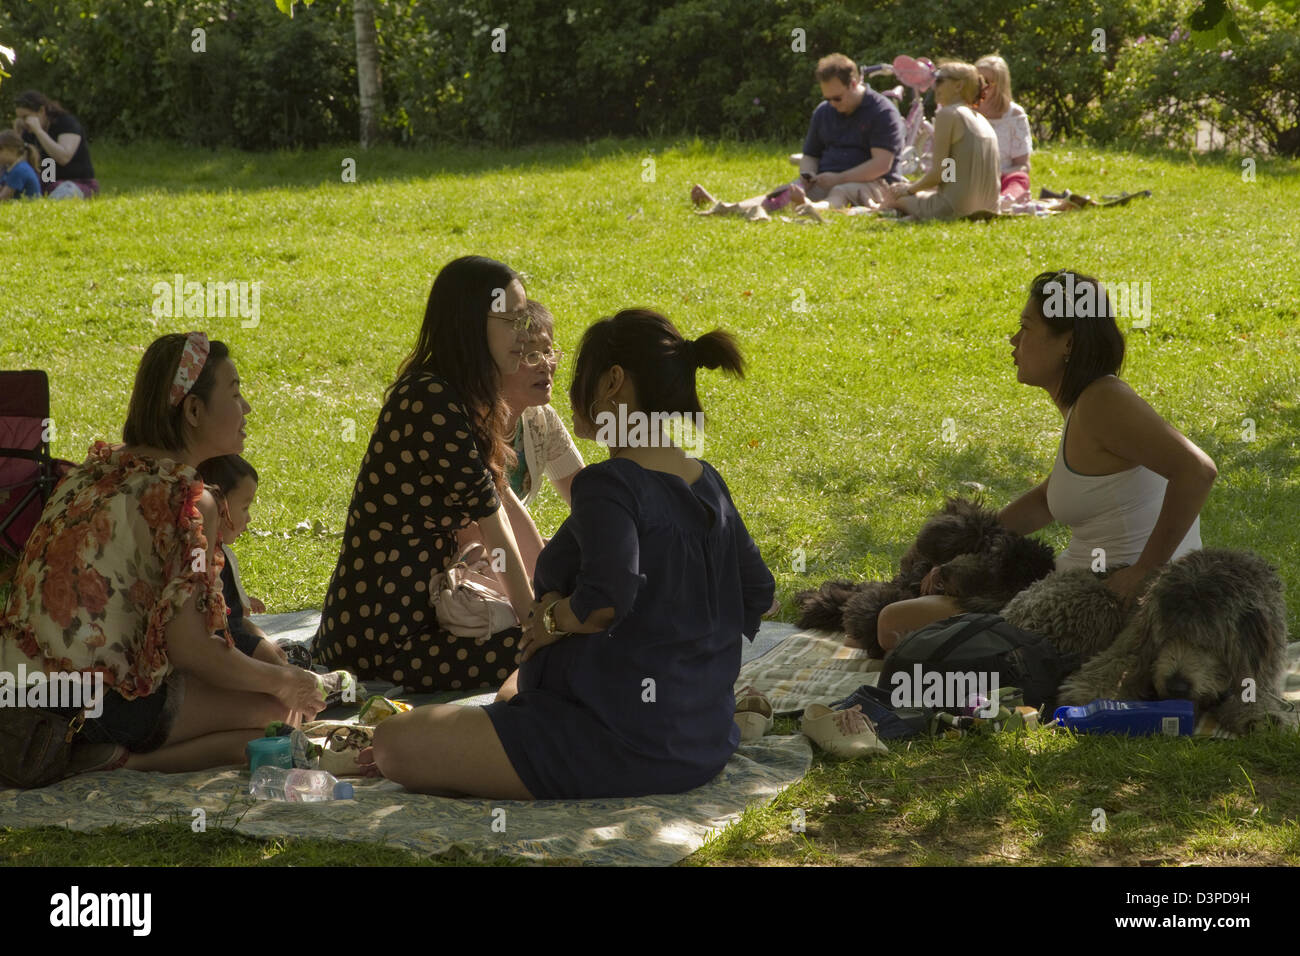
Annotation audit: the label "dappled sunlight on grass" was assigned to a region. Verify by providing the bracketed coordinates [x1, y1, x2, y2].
[3, 138, 1298, 865]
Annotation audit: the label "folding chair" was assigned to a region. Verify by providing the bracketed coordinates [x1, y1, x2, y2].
[0, 370, 70, 561]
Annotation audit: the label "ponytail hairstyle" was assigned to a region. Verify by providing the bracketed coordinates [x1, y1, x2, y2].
[0, 130, 39, 170]
[14, 90, 67, 119]
[390, 255, 522, 490]
[935, 61, 985, 106]
[123, 333, 231, 454]
[975, 54, 1013, 115]
[569, 308, 745, 432]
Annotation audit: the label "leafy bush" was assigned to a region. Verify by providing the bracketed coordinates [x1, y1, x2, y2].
[1090, 2, 1300, 155]
[3, 0, 1294, 152]
[0, 0, 358, 149]
[377, 0, 1185, 145]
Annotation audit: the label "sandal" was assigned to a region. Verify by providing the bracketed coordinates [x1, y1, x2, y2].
[316, 725, 375, 777]
[323, 725, 375, 752]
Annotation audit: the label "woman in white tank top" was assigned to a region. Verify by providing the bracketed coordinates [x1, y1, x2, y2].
[1000, 271, 1215, 595]
[875, 270, 1216, 654]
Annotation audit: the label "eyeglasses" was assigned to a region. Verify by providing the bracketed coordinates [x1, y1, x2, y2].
[521, 348, 563, 368]
[488, 309, 532, 333]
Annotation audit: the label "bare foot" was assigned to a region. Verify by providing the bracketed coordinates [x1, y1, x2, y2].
[794, 201, 825, 223]
[690, 183, 715, 206]
[356, 745, 383, 777]
[788, 182, 807, 205]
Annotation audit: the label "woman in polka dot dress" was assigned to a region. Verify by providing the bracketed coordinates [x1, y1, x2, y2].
[361, 310, 777, 800]
[313, 257, 541, 690]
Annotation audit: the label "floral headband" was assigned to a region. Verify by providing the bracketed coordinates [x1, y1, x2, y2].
[169, 331, 211, 406]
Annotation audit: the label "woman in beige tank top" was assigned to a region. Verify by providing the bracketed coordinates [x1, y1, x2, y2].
[883, 61, 1000, 221]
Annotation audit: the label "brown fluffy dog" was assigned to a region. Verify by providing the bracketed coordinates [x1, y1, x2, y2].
[796, 497, 1057, 657]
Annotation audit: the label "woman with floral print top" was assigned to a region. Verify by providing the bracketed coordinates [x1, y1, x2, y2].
[0, 333, 324, 780]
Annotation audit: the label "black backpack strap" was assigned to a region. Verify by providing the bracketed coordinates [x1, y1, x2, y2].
[926, 613, 1002, 664]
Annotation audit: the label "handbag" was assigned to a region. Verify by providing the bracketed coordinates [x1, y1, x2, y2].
[429, 550, 518, 641]
[0, 705, 87, 789]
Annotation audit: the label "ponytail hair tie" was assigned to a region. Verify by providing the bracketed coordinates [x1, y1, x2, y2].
[679, 338, 699, 369]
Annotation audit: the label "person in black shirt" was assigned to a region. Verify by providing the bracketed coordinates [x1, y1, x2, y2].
[13, 89, 99, 197]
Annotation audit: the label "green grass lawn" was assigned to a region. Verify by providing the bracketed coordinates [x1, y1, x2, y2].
[2, 138, 1299, 865]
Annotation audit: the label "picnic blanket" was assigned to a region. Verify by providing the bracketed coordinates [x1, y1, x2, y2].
[0, 617, 810, 866]
[694, 185, 1153, 224]
[733, 628, 1300, 738]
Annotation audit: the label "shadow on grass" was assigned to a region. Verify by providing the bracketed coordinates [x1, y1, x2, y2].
[806, 728, 1300, 865]
[1202, 383, 1300, 631]
[788, 438, 1061, 566]
[1070, 136, 1300, 181]
[90, 136, 768, 197]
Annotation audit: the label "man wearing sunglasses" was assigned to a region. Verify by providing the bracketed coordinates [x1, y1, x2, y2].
[794, 53, 907, 208]
[691, 53, 904, 219]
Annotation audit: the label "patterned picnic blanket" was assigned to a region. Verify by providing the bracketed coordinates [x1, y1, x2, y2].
[0, 617, 811, 866]
[733, 629, 1300, 738]
[0, 735, 809, 865]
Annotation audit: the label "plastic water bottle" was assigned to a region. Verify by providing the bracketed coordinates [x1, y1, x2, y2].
[248, 766, 355, 802]
[1052, 699, 1195, 736]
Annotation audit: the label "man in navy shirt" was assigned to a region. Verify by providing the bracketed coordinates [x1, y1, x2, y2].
[692, 53, 906, 219]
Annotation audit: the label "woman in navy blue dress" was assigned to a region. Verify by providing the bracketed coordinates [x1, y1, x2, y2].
[364, 309, 775, 799]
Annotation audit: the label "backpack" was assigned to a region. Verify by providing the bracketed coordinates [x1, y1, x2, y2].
[877, 612, 1079, 711]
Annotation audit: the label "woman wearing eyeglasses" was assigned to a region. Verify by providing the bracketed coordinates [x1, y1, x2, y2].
[503, 300, 583, 512]
[882, 60, 1000, 221]
[455, 299, 585, 581]
[313, 256, 539, 691]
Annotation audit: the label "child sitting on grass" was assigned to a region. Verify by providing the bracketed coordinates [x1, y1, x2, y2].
[0, 130, 42, 200]
[198, 454, 286, 664]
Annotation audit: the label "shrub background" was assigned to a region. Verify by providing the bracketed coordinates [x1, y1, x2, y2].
[8, 0, 1293, 153]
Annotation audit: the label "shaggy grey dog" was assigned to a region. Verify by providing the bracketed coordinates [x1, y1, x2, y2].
[1001, 565, 1133, 662]
[1002, 549, 1290, 734]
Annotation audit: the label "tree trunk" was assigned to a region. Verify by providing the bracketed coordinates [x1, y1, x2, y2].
[353, 0, 382, 148]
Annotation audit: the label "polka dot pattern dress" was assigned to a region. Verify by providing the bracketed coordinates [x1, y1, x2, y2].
[313, 372, 521, 690]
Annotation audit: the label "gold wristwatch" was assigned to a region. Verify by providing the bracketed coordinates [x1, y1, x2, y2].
[542, 599, 568, 638]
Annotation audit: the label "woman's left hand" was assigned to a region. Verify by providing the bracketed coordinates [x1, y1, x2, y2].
[22, 114, 41, 134]
[518, 592, 565, 663]
[1104, 564, 1151, 604]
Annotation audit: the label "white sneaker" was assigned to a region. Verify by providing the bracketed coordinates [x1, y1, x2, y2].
[800, 704, 888, 758]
